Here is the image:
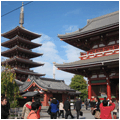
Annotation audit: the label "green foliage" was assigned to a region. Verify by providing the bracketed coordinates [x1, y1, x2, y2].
[69, 75, 88, 101]
[1, 65, 20, 107]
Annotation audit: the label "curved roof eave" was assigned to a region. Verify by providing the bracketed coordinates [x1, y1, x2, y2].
[1, 35, 42, 48]
[58, 11, 119, 39]
[1, 26, 41, 40]
[55, 54, 119, 68]
[58, 23, 119, 39]
[1, 57, 44, 67]
[19, 79, 48, 92]
[13, 68, 46, 76]
[1, 45, 43, 57]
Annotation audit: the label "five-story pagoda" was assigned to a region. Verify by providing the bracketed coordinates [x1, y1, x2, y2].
[1, 2, 45, 81]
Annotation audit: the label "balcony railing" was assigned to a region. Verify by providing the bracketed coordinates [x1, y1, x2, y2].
[79, 45, 119, 60]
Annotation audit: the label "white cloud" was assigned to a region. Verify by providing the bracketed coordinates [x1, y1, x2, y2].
[33, 33, 51, 43]
[63, 25, 78, 33]
[64, 9, 80, 16]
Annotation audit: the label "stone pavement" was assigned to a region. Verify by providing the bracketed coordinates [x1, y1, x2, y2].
[9, 105, 119, 119]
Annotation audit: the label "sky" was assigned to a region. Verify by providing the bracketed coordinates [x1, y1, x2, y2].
[1, 1, 119, 85]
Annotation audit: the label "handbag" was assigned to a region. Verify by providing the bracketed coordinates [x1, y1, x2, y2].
[80, 111, 83, 116]
[91, 109, 96, 115]
[94, 111, 100, 119]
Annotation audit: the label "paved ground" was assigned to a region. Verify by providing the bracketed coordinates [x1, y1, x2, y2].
[40, 106, 94, 119]
[9, 105, 119, 119]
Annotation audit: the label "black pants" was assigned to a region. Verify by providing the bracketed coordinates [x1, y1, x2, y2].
[76, 110, 80, 119]
[59, 110, 64, 118]
[65, 110, 74, 119]
[50, 112, 57, 119]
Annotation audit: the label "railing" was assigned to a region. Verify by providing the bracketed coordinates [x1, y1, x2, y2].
[80, 45, 119, 60]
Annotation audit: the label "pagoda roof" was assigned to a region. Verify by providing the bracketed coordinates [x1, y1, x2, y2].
[1, 26, 41, 40]
[1, 56, 44, 68]
[19, 75, 75, 92]
[1, 45, 43, 58]
[55, 54, 119, 69]
[58, 11, 119, 40]
[1, 35, 42, 49]
[12, 68, 45, 76]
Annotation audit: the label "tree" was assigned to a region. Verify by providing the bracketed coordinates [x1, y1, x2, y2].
[69, 75, 88, 101]
[1, 65, 20, 107]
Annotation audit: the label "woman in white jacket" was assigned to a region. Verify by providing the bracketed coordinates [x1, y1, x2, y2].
[59, 100, 64, 118]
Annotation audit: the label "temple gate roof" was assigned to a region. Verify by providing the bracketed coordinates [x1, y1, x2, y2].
[58, 11, 119, 39]
[55, 54, 119, 68]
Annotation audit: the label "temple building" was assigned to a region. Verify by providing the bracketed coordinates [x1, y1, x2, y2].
[15, 75, 80, 106]
[55, 11, 119, 100]
[1, 2, 80, 106]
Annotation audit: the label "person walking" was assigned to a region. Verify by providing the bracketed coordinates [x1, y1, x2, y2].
[112, 100, 118, 119]
[85, 99, 89, 110]
[56, 99, 59, 117]
[59, 100, 64, 118]
[27, 102, 38, 119]
[48, 97, 53, 105]
[93, 96, 101, 119]
[50, 98, 59, 119]
[21, 97, 32, 119]
[1, 94, 10, 119]
[1, 96, 9, 119]
[74, 98, 82, 119]
[64, 98, 74, 119]
[100, 99, 115, 119]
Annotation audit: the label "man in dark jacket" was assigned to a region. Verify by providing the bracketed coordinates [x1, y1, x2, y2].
[1, 96, 9, 119]
[74, 98, 82, 119]
[1, 94, 10, 118]
[64, 98, 74, 119]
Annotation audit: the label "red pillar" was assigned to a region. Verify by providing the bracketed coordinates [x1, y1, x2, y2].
[107, 84, 111, 99]
[43, 93, 48, 106]
[107, 78, 111, 100]
[88, 83, 91, 100]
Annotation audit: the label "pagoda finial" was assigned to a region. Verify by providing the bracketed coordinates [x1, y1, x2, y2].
[19, 2, 24, 28]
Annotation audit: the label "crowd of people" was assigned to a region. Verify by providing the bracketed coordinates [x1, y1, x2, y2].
[1, 94, 119, 119]
[89, 96, 119, 119]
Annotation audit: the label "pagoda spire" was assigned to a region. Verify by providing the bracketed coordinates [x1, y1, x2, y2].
[19, 2, 24, 28]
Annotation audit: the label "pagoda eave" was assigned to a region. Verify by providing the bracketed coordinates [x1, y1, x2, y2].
[1, 35, 42, 49]
[1, 45, 43, 58]
[1, 57, 44, 68]
[12, 68, 45, 76]
[1, 26, 41, 40]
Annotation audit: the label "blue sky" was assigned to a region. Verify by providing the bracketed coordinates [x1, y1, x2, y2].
[1, 1, 119, 85]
